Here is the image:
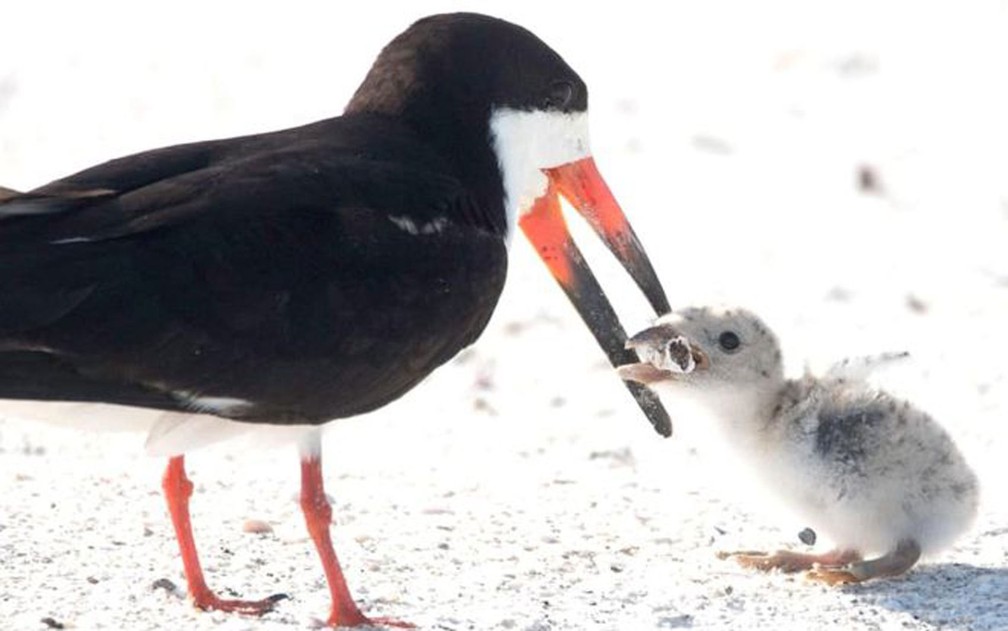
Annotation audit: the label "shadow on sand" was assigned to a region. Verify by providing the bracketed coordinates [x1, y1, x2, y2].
[845, 562, 1008, 629]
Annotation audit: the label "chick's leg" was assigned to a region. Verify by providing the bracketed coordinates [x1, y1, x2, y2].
[718, 548, 862, 573]
[807, 539, 921, 585]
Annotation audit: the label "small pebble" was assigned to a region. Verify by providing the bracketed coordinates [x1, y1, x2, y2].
[242, 519, 273, 534]
[857, 164, 882, 194]
[905, 294, 928, 314]
[799, 527, 817, 546]
[151, 578, 177, 593]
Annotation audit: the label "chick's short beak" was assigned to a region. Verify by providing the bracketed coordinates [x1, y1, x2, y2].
[616, 362, 674, 385]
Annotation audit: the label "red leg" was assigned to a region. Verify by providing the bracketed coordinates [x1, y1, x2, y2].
[162, 456, 285, 615]
[300, 453, 413, 628]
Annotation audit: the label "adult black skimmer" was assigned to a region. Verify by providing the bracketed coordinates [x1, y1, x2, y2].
[1, 12, 671, 627]
[620, 307, 978, 584]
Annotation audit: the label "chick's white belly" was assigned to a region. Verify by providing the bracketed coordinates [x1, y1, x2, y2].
[760, 402, 979, 557]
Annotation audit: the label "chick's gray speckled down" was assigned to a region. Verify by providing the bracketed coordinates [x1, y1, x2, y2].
[619, 306, 979, 584]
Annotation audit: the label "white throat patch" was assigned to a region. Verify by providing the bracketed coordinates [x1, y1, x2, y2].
[489, 108, 591, 244]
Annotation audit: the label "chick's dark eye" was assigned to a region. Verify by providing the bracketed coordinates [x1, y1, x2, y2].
[718, 331, 741, 352]
[544, 80, 574, 110]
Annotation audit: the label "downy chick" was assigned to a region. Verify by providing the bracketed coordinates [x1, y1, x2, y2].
[620, 307, 978, 584]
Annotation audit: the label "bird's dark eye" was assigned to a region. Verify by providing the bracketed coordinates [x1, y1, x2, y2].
[718, 331, 741, 352]
[544, 80, 574, 110]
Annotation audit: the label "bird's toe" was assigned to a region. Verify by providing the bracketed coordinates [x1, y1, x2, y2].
[806, 567, 860, 586]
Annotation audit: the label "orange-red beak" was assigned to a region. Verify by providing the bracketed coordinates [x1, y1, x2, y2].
[519, 156, 672, 437]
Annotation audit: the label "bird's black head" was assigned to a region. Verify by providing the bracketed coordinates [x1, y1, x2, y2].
[347, 14, 594, 243]
[349, 13, 672, 437]
[347, 13, 587, 122]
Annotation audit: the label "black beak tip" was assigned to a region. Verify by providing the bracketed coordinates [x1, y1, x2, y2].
[627, 381, 672, 437]
[651, 293, 672, 319]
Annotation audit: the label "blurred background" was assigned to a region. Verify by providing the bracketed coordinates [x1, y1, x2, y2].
[3, 1, 1005, 349]
[1, 2, 1007, 629]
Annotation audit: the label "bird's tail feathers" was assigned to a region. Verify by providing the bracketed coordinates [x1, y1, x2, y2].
[0, 185, 22, 203]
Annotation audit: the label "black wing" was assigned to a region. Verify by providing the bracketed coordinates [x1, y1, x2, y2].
[0, 115, 508, 421]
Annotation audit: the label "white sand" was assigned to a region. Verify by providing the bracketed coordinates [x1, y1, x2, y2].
[2, 2, 1006, 629]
